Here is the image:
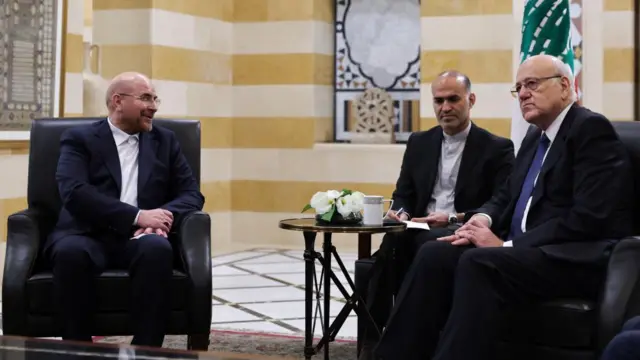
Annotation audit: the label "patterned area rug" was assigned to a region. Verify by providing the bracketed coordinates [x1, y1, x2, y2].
[95, 330, 358, 359]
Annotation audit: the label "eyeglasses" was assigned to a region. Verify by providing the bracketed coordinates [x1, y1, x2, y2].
[118, 93, 162, 105]
[510, 75, 562, 98]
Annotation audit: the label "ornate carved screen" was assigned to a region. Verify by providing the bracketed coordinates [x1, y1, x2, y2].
[333, 0, 420, 143]
[0, 0, 62, 132]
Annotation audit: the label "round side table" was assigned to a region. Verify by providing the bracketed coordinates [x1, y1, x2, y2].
[278, 218, 406, 360]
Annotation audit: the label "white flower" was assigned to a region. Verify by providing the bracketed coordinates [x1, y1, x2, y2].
[337, 193, 365, 217]
[350, 191, 365, 211]
[336, 195, 354, 217]
[327, 190, 341, 200]
[310, 191, 333, 214]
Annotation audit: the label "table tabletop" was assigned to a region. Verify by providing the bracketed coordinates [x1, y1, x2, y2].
[0, 335, 291, 360]
[278, 217, 406, 234]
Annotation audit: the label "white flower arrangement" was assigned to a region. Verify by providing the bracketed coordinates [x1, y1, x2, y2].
[301, 189, 366, 223]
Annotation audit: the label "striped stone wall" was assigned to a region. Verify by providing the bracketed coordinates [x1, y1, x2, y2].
[602, 0, 635, 120]
[0, 0, 636, 252]
[88, 0, 363, 248]
[92, 0, 234, 244]
[419, 0, 636, 136]
[419, 0, 514, 137]
[227, 0, 342, 246]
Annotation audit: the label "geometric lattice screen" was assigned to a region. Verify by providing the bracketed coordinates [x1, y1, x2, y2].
[333, 0, 420, 143]
[0, 0, 61, 131]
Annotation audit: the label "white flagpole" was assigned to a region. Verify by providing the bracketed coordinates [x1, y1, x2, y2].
[511, 0, 527, 154]
[511, 98, 529, 154]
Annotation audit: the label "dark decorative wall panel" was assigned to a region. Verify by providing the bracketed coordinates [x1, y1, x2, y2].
[0, 0, 59, 130]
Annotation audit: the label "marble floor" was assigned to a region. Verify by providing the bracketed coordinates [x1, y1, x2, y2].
[0, 248, 360, 340]
[211, 248, 358, 339]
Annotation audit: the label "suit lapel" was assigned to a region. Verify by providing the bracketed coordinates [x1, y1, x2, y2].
[137, 130, 158, 196]
[529, 106, 575, 208]
[95, 119, 122, 193]
[420, 128, 443, 213]
[455, 123, 480, 195]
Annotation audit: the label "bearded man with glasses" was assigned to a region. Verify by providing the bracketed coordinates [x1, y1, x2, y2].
[45, 71, 204, 348]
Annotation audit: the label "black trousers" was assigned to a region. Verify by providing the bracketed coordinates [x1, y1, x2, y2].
[601, 316, 640, 360]
[47, 233, 174, 347]
[363, 227, 458, 342]
[374, 241, 603, 360]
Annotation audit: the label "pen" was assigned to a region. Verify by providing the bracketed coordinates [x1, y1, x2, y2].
[385, 207, 404, 220]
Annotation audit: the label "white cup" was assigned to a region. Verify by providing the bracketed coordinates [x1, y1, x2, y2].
[363, 195, 393, 225]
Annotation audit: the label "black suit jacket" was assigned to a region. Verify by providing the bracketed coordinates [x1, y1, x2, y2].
[469, 104, 635, 264]
[391, 123, 515, 218]
[46, 119, 205, 251]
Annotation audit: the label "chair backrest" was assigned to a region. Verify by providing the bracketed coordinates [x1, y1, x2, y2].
[611, 121, 640, 234]
[27, 117, 201, 221]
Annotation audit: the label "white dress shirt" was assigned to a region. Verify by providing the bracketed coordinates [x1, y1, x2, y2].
[490, 102, 574, 247]
[107, 119, 141, 224]
[426, 122, 471, 215]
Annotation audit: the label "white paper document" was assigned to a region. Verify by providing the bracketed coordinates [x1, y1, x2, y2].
[130, 233, 150, 240]
[403, 220, 430, 230]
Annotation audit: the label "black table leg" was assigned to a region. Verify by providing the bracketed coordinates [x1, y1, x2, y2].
[313, 235, 380, 356]
[323, 232, 332, 360]
[303, 231, 316, 360]
[358, 233, 372, 260]
[357, 232, 372, 355]
[300, 230, 380, 358]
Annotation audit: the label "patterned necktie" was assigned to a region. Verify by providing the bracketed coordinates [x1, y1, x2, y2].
[508, 133, 550, 240]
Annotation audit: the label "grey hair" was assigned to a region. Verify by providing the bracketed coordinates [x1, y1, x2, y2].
[552, 59, 577, 102]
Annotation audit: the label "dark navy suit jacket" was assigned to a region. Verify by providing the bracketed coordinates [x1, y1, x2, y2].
[468, 104, 635, 264]
[46, 119, 205, 252]
[390, 123, 515, 218]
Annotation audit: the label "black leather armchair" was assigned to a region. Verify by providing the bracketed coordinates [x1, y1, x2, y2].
[2, 118, 212, 350]
[354, 121, 640, 360]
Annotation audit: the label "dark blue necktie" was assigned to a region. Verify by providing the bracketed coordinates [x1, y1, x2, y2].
[508, 133, 550, 240]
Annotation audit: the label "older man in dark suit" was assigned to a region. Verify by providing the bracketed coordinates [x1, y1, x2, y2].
[368, 55, 635, 360]
[46, 72, 205, 347]
[358, 71, 515, 355]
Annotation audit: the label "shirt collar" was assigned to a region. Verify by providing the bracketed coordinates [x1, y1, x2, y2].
[443, 121, 471, 143]
[543, 102, 573, 143]
[107, 118, 139, 145]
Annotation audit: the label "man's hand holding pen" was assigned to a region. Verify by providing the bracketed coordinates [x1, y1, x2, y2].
[385, 207, 408, 222]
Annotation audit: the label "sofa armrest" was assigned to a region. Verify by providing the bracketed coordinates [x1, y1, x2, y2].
[2, 208, 42, 335]
[174, 211, 212, 332]
[597, 236, 640, 349]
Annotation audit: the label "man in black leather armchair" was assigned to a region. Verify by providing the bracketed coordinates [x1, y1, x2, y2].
[368, 55, 635, 360]
[45, 72, 205, 347]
